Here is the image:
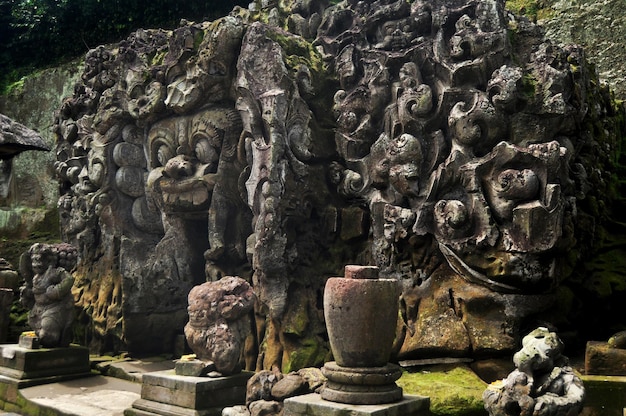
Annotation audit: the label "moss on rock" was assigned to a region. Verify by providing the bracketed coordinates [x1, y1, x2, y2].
[398, 364, 488, 416]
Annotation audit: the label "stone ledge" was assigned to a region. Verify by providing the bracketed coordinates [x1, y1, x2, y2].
[581, 375, 626, 410]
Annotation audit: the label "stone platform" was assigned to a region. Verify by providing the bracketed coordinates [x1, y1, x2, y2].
[0, 343, 91, 387]
[124, 370, 252, 416]
[284, 393, 430, 416]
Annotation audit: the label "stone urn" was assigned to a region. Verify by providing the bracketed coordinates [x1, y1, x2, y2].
[321, 265, 403, 404]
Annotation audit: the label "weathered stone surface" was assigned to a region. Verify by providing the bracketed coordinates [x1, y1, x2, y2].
[246, 369, 284, 406]
[52, 0, 626, 368]
[297, 368, 326, 393]
[249, 399, 282, 416]
[223, 405, 251, 416]
[271, 373, 307, 400]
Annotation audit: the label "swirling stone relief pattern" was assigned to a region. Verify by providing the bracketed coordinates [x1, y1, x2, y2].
[54, 0, 625, 367]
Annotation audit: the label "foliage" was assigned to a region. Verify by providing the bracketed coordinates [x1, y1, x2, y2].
[0, 0, 248, 92]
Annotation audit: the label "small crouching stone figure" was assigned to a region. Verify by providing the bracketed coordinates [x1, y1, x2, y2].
[483, 327, 585, 416]
[184, 276, 255, 376]
[19, 243, 77, 348]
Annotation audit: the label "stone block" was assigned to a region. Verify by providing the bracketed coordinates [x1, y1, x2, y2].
[283, 393, 430, 416]
[175, 359, 214, 377]
[0, 344, 90, 386]
[586, 341, 626, 376]
[126, 398, 217, 416]
[126, 370, 252, 416]
[18, 334, 40, 349]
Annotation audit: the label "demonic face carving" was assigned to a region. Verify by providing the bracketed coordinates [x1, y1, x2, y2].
[147, 108, 229, 216]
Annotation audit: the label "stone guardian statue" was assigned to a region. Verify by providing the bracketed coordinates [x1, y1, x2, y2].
[19, 243, 78, 348]
[483, 327, 585, 416]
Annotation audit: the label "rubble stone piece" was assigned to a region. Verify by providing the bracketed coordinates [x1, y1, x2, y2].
[184, 276, 255, 375]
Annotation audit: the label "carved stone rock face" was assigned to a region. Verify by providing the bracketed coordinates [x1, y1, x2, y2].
[54, 0, 624, 366]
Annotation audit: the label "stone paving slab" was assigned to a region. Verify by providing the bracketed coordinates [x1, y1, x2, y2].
[20, 375, 141, 416]
[95, 357, 176, 383]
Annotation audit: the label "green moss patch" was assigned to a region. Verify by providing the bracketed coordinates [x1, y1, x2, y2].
[398, 364, 488, 416]
[505, 0, 554, 21]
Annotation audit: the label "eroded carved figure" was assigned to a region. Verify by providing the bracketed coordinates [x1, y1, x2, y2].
[19, 243, 77, 348]
[184, 276, 255, 375]
[483, 327, 585, 416]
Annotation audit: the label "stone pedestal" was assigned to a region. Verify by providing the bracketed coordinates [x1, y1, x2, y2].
[0, 343, 91, 387]
[321, 362, 403, 405]
[284, 393, 430, 416]
[124, 370, 252, 416]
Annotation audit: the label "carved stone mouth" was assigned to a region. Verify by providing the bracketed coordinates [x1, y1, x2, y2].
[158, 175, 212, 212]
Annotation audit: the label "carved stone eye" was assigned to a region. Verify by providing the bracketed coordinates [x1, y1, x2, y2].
[129, 84, 144, 99]
[194, 138, 218, 164]
[436, 199, 469, 229]
[156, 144, 175, 167]
[496, 168, 539, 200]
